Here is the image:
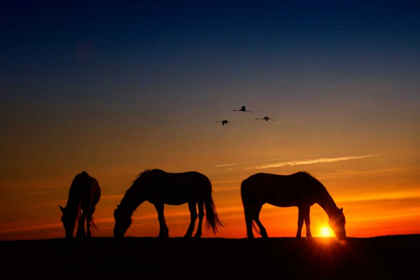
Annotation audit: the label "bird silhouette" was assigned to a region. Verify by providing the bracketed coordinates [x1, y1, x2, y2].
[255, 116, 276, 121]
[233, 106, 252, 112]
[216, 120, 233, 126]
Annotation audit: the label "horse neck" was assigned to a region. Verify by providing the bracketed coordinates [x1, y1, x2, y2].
[316, 190, 339, 220]
[65, 190, 82, 213]
[119, 188, 146, 214]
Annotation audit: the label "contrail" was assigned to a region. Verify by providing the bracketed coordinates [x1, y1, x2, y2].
[214, 156, 307, 168]
[246, 154, 382, 170]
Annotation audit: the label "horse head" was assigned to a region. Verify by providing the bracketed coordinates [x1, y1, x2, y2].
[59, 205, 77, 239]
[113, 204, 132, 238]
[329, 207, 347, 240]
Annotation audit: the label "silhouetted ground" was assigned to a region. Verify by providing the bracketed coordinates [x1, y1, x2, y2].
[1, 235, 419, 279]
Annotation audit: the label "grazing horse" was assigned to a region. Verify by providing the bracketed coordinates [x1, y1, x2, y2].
[241, 172, 346, 240]
[113, 169, 224, 238]
[59, 171, 101, 239]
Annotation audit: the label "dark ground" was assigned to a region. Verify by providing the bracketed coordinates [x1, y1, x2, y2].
[1, 235, 419, 279]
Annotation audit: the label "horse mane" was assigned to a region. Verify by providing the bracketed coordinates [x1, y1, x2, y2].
[298, 171, 341, 213]
[125, 169, 164, 193]
[298, 171, 324, 185]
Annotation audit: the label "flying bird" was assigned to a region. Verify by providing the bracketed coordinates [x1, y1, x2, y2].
[233, 106, 252, 112]
[216, 120, 233, 126]
[255, 116, 276, 121]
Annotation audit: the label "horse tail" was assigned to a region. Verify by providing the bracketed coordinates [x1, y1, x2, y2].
[205, 195, 225, 234]
[204, 181, 225, 234]
[250, 220, 260, 235]
[90, 217, 98, 232]
[241, 180, 260, 235]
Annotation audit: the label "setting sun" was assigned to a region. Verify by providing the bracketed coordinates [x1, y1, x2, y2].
[320, 227, 333, 237]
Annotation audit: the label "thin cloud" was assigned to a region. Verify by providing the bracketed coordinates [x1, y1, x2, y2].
[248, 154, 382, 170]
[318, 167, 419, 179]
[0, 223, 62, 233]
[214, 157, 300, 168]
[219, 154, 382, 171]
[336, 191, 420, 204]
[24, 191, 51, 195]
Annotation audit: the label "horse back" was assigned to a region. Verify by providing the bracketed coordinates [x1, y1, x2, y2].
[241, 172, 323, 206]
[69, 171, 101, 206]
[144, 170, 211, 204]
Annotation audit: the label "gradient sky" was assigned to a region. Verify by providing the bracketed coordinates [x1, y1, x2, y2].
[1, 1, 419, 240]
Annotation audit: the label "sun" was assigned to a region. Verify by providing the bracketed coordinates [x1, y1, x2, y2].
[320, 226, 333, 237]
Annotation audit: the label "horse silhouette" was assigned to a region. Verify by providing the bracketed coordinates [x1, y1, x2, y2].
[114, 169, 225, 238]
[59, 171, 101, 239]
[241, 172, 346, 240]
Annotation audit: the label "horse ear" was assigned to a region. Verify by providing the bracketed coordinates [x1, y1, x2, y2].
[340, 208, 343, 213]
[116, 204, 119, 208]
[59, 205, 65, 213]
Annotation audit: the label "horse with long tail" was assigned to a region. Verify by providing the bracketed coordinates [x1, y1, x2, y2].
[114, 169, 225, 238]
[59, 171, 101, 239]
[241, 171, 346, 240]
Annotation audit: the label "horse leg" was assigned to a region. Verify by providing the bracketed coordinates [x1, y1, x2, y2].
[304, 206, 312, 239]
[245, 212, 254, 239]
[194, 202, 204, 238]
[184, 202, 198, 238]
[86, 206, 96, 238]
[76, 211, 87, 238]
[244, 202, 263, 239]
[75, 203, 88, 238]
[253, 204, 268, 239]
[154, 203, 169, 238]
[244, 206, 255, 239]
[296, 206, 305, 239]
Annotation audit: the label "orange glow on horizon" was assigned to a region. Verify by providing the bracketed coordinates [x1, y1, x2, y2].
[1, 151, 420, 241]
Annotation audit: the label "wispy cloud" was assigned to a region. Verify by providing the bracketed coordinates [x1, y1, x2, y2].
[220, 154, 382, 171]
[336, 190, 420, 204]
[318, 167, 419, 179]
[249, 154, 381, 170]
[0, 223, 62, 233]
[24, 191, 51, 195]
[214, 157, 301, 168]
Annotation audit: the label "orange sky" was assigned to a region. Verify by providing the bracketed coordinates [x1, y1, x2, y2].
[1, 148, 419, 240]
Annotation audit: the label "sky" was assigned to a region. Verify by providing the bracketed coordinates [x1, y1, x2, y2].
[0, 0, 419, 240]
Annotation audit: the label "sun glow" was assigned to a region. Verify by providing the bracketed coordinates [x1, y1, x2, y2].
[320, 227, 333, 237]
